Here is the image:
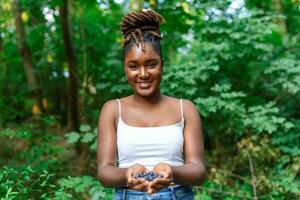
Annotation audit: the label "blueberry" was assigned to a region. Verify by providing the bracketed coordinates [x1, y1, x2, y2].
[149, 171, 155, 176]
[133, 172, 163, 181]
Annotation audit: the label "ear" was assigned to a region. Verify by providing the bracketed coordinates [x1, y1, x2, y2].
[161, 58, 164, 72]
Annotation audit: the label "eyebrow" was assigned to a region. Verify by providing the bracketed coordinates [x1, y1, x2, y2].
[127, 60, 137, 64]
[145, 59, 158, 63]
[127, 59, 158, 64]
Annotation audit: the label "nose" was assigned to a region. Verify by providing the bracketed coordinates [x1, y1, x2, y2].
[138, 67, 149, 79]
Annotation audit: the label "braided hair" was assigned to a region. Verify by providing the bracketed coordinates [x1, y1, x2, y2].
[120, 9, 165, 60]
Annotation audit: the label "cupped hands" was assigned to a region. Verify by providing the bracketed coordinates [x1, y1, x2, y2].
[125, 162, 174, 195]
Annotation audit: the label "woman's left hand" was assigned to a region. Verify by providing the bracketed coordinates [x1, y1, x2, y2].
[147, 162, 174, 194]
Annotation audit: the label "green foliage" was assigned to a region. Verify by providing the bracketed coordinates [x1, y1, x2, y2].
[65, 124, 97, 151]
[0, 121, 111, 199]
[65, 132, 81, 144]
[0, 166, 113, 200]
[0, 165, 55, 199]
[53, 176, 113, 200]
[1, 0, 299, 199]
[159, 1, 300, 198]
[195, 84, 246, 118]
[265, 56, 300, 95]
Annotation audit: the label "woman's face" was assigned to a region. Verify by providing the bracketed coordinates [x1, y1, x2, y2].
[124, 43, 163, 97]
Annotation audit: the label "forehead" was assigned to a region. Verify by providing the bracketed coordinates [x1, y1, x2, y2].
[125, 43, 160, 62]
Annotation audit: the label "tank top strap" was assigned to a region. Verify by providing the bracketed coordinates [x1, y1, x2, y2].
[180, 99, 184, 122]
[116, 99, 121, 119]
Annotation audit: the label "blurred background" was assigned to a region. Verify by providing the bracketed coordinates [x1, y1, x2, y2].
[0, 0, 299, 199]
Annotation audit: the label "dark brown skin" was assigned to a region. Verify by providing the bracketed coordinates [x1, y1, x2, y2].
[97, 43, 206, 194]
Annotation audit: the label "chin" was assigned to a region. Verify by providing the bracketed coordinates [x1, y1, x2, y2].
[135, 89, 155, 97]
[136, 91, 153, 97]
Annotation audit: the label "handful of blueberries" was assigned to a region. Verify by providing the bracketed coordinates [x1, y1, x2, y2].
[133, 171, 163, 181]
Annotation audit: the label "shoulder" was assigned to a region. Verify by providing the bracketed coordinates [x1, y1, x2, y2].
[101, 99, 118, 112]
[162, 95, 181, 104]
[115, 95, 134, 105]
[181, 99, 201, 121]
[182, 99, 197, 111]
[98, 99, 121, 129]
[99, 96, 132, 117]
[99, 99, 119, 121]
[164, 96, 197, 110]
[101, 95, 133, 107]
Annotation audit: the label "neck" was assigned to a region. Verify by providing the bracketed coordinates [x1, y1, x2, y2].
[132, 90, 163, 106]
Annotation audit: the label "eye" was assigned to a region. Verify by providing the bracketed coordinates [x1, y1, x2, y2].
[147, 61, 157, 68]
[128, 65, 138, 70]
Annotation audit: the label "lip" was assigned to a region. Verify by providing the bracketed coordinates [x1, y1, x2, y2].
[136, 81, 152, 83]
[136, 80, 153, 88]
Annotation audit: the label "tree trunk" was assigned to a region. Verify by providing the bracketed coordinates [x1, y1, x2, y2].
[130, 0, 136, 11]
[0, 35, 3, 51]
[0, 36, 8, 98]
[59, 0, 80, 132]
[60, 0, 88, 174]
[130, 0, 143, 11]
[12, 0, 44, 114]
[149, 0, 158, 10]
[273, 0, 288, 38]
[138, 0, 143, 10]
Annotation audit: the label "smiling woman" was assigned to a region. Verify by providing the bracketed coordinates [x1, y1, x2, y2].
[97, 9, 206, 200]
[124, 43, 162, 97]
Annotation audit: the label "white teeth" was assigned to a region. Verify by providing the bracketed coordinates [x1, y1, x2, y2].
[137, 81, 151, 88]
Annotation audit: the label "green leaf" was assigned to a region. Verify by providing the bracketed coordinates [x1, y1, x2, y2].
[81, 133, 94, 143]
[65, 132, 80, 144]
[79, 124, 91, 132]
[90, 141, 97, 152]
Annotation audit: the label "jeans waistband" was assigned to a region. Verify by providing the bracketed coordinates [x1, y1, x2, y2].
[116, 184, 187, 194]
[114, 185, 194, 200]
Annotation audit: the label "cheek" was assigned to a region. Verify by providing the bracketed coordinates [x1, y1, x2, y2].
[124, 68, 133, 78]
[155, 70, 162, 79]
[125, 71, 137, 83]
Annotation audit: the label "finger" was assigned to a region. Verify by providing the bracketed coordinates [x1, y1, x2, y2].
[131, 177, 144, 185]
[126, 171, 134, 182]
[147, 187, 157, 195]
[160, 171, 171, 178]
[148, 184, 166, 194]
[153, 176, 172, 185]
[134, 183, 148, 191]
[147, 189, 155, 195]
[127, 177, 132, 185]
[149, 182, 164, 190]
[149, 178, 171, 191]
[132, 181, 149, 191]
[149, 181, 171, 191]
[149, 181, 168, 190]
[126, 173, 134, 186]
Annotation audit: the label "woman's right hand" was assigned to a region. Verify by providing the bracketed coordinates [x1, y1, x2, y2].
[125, 164, 149, 191]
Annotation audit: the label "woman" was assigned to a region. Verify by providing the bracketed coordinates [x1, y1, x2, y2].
[97, 9, 205, 200]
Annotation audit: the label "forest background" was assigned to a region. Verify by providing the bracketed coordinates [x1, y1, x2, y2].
[0, 0, 299, 199]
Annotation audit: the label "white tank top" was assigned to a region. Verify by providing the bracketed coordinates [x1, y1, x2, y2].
[116, 99, 185, 170]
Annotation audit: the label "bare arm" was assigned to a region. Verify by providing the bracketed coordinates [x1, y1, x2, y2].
[148, 100, 206, 193]
[97, 100, 127, 188]
[97, 100, 149, 191]
[171, 99, 206, 185]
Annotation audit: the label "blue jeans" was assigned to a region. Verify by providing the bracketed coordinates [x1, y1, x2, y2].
[113, 185, 194, 200]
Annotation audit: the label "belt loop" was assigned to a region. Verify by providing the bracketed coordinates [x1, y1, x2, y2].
[146, 193, 152, 200]
[170, 186, 176, 200]
[121, 188, 127, 200]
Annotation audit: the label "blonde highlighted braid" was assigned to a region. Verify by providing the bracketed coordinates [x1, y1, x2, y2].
[120, 9, 165, 53]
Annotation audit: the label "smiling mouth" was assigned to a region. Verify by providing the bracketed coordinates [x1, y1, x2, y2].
[136, 81, 152, 88]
